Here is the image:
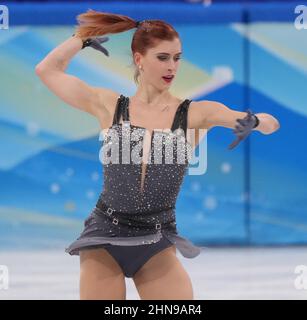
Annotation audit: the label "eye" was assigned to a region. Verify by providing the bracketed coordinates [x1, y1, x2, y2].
[158, 56, 181, 61]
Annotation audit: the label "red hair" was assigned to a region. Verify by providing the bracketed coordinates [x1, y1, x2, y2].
[74, 9, 180, 84]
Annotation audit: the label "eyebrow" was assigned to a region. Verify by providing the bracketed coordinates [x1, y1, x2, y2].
[156, 52, 182, 55]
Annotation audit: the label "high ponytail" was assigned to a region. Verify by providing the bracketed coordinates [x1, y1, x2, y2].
[74, 9, 137, 39]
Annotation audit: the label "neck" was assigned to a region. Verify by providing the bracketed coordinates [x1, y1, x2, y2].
[133, 85, 172, 106]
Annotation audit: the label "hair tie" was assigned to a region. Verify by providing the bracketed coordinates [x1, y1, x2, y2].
[136, 20, 148, 28]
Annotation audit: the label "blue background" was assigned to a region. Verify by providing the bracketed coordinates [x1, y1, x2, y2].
[0, 1, 306, 249]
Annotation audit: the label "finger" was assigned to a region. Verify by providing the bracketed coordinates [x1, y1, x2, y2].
[100, 47, 109, 56]
[91, 43, 109, 56]
[97, 36, 109, 43]
[234, 125, 244, 133]
[237, 132, 247, 139]
[236, 130, 252, 142]
[228, 136, 242, 150]
[228, 139, 239, 149]
[97, 47, 109, 56]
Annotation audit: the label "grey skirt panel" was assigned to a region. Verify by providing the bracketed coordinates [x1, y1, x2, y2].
[65, 206, 201, 259]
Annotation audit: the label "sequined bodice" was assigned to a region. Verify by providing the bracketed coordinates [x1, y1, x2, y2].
[97, 94, 192, 213]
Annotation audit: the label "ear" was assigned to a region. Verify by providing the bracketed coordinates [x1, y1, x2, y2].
[134, 52, 142, 65]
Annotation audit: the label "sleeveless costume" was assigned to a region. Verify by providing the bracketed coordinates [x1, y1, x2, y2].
[65, 94, 201, 278]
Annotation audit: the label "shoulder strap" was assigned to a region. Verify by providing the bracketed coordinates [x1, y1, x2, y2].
[112, 94, 130, 125]
[170, 99, 192, 137]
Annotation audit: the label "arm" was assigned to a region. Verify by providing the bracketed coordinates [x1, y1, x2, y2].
[35, 35, 118, 118]
[197, 100, 280, 134]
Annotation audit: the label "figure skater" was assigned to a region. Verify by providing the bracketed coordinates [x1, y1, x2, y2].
[35, 9, 280, 300]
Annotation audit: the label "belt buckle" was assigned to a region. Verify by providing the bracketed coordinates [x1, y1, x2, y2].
[112, 217, 119, 225]
[155, 223, 161, 230]
[107, 207, 115, 216]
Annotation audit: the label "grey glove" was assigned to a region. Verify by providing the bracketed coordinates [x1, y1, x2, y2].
[73, 34, 110, 56]
[82, 36, 110, 56]
[228, 109, 259, 150]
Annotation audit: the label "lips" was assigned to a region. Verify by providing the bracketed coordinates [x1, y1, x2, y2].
[162, 75, 174, 83]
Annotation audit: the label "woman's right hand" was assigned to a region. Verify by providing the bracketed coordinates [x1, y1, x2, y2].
[81, 36, 110, 56]
[73, 32, 110, 56]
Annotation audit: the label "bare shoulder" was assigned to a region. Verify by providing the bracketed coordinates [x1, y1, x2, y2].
[93, 87, 121, 129]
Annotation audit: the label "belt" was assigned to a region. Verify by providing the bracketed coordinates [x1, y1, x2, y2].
[95, 199, 176, 231]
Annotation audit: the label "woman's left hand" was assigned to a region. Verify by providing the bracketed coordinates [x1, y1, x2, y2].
[228, 109, 259, 150]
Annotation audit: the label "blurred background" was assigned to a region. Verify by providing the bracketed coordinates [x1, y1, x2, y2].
[0, 0, 306, 299]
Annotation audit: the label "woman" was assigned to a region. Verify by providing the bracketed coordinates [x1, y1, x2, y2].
[35, 9, 280, 300]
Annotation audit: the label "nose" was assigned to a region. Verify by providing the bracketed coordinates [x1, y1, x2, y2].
[167, 67, 174, 74]
[167, 59, 176, 71]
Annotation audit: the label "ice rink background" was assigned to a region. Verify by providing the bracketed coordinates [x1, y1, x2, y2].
[1, 247, 307, 300]
[1, 1, 307, 299]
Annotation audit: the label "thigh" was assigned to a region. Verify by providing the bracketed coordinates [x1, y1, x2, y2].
[133, 245, 194, 300]
[79, 247, 126, 300]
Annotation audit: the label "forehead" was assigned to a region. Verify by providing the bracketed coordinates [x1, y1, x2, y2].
[151, 39, 182, 54]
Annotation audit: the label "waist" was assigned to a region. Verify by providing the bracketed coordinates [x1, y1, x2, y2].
[95, 199, 176, 231]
